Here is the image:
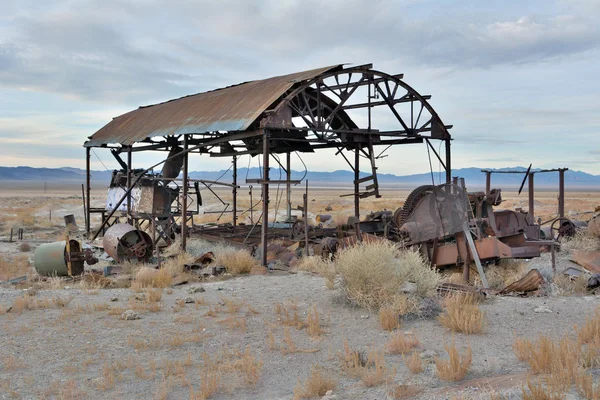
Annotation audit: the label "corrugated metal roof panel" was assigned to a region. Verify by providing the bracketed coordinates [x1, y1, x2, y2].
[85, 65, 342, 147]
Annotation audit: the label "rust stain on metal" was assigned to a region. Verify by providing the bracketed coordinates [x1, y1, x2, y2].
[499, 269, 544, 295]
[85, 65, 341, 147]
[570, 250, 600, 274]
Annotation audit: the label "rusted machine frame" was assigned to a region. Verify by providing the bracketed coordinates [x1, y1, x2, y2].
[85, 64, 454, 265]
[481, 167, 569, 220]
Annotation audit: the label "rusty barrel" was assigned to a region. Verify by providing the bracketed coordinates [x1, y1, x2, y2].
[34, 240, 85, 276]
[103, 223, 153, 263]
[64, 214, 79, 233]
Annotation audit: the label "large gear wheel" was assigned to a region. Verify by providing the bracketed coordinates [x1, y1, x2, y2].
[392, 185, 435, 229]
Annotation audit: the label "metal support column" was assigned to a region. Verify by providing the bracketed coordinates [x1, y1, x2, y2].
[181, 136, 189, 251]
[127, 146, 132, 225]
[85, 147, 91, 235]
[558, 169, 565, 219]
[286, 152, 292, 222]
[260, 130, 270, 266]
[445, 139, 451, 184]
[485, 171, 491, 197]
[232, 155, 237, 229]
[354, 146, 360, 218]
[528, 173, 535, 219]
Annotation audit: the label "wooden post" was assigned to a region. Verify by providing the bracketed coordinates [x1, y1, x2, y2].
[558, 169, 565, 219]
[181, 136, 189, 251]
[528, 173, 535, 219]
[260, 130, 270, 266]
[286, 152, 292, 222]
[485, 171, 491, 197]
[304, 180, 309, 256]
[81, 184, 87, 232]
[354, 146, 360, 218]
[445, 139, 451, 184]
[127, 146, 132, 225]
[85, 147, 91, 235]
[232, 155, 237, 229]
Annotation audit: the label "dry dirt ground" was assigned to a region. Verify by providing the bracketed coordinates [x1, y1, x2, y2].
[0, 185, 599, 399]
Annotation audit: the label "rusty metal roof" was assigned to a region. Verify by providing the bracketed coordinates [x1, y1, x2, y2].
[85, 65, 342, 147]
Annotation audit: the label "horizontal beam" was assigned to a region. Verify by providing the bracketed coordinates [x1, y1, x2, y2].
[318, 74, 404, 92]
[341, 95, 431, 110]
[480, 168, 569, 174]
[245, 179, 302, 184]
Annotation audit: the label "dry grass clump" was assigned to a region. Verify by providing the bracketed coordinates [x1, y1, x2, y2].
[214, 247, 257, 275]
[336, 241, 439, 310]
[10, 294, 72, 313]
[379, 305, 401, 331]
[306, 305, 324, 337]
[220, 296, 243, 313]
[295, 256, 336, 286]
[361, 350, 396, 387]
[199, 346, 262, 395]
[438, 293, 485, 334]
[485, 259, 528, 290]
[145, 288, 163, 303]
[404, 351, 424, 374]
[388, 383, 422, 399]
[561, 230, 600, 253]
[275, 302, 305, 329]
[435, 339, 472, 382]
[339, 340, 366, 378]
[386, 332, 420, 355]
[577, 307, 600, 344]
[280, 327, 319, 355]
[554, 274, 590, 296]
[132, 267, 173, 289]
[217, 315, 247, 332]
[292, 364, 337, 400]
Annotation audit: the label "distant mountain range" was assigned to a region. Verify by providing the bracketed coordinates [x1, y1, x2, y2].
[1, 165, 599, 189]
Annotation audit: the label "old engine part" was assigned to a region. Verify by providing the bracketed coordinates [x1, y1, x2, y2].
[103, 223, 153, 262]
[551, 218, 587, 239]
[33, 240, 85, 276]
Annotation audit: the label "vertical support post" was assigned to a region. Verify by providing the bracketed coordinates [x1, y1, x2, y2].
[181, 135, 189, 251]
[558, 169, 565, 219]
[304, 180, 309, 256]
[232, 155, 237, 229]
[9, 228, 13, 243]
[445, 139, 451, 184]
[354, 146, 360, 218]
[485, 172, 491, 197]
[286, 152, 292, 222]
[260, 130, 270, 266]
[81, 184, 87, 232]
[85, 147, 91, 235]
[127, 146, 132, 225]
[528, 173, 535, 219]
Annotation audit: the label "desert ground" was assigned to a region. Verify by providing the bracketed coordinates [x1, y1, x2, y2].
[0, 181, 599, 400]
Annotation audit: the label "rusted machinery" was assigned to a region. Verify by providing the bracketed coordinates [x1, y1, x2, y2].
[102, 223, 154, 263]
[33, 239, 97, 276]
[353, 182, 553, 269]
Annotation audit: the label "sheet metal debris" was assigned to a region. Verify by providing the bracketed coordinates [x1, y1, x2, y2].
[570, 250, 600, 274]
[499, 269, 545, 295]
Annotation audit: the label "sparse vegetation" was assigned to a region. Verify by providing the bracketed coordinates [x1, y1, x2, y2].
[386, 332, 420, 355]
[404, 351, 424, 374]
[214, 247, 258, 275]
[438, 293, 485, 334]
[293, 364, 337, 400]
[435, 339, 472, 381]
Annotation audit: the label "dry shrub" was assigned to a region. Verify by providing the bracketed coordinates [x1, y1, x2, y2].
[554, 274, 590, 296]
[522, 378, 565, 400]
[339, 340, 366, 378]
[438, 293, 485, 334]
[561, 230, 600, 253]
[275, 302, 305, 329]
[379, 306, 400, 331]
[293, 364, 337, 400]
[386, 332, 420, 355]
[145, 288, 163, 303]
[217, 315, 247, 332]
[361, 350, 396, 387]
[132, 267, 172, 289]
[295, 256, 336, 283]
[575, 369, 600, 399]
[388, 384, 422, 399]
[336, 241, 439, 310]
[199, 346, 262, 394]
[306, 305, 324, 337]
[10, 294, 71, 313]
[404, 351, 424, 374]
[485, 259, 528, 290]
[577, 307, 600, 344]
[215, 247, 257, 275]
[513, 337, 532, 361]
[18, 242, 31, 252]
[435, 339, 472, 382]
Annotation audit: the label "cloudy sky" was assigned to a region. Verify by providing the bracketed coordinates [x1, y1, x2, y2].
[1, 0, 599, 176]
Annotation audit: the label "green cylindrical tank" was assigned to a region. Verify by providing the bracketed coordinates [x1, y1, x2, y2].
[33, 240, 84, 276]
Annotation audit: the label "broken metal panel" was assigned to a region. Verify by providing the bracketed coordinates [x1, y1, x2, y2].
[499, 269, 544, 295]
[85, 65, 342, 147]
[571, 250, 600, 274]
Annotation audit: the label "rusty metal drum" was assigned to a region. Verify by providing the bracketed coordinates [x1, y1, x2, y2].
[102, 223, 153, 262]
